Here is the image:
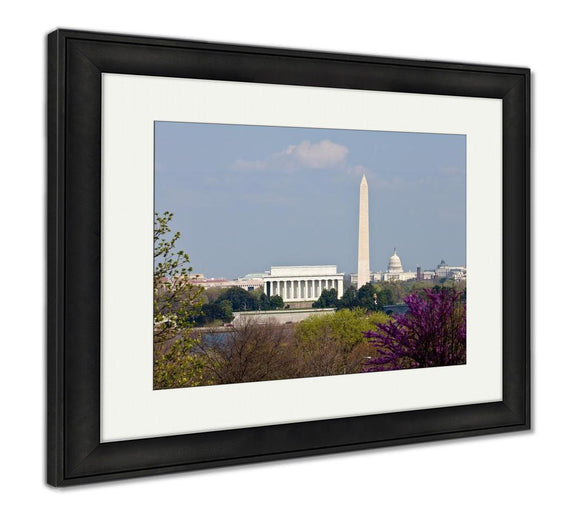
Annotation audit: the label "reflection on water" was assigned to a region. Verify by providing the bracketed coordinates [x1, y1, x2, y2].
[201, 331, 231, 345]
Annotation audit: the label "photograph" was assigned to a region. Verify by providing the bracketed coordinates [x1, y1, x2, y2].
[153, 122, 467, 389]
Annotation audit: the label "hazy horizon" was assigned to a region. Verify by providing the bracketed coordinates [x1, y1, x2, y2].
[155, 122, 466, 279]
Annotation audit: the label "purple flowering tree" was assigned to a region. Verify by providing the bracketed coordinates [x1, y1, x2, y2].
[363, 287, 466, 372]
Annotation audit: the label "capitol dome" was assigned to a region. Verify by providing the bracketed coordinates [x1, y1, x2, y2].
[387, 248, 403, 273]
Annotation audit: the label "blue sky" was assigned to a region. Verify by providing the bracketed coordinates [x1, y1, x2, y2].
[155, 122, 466, 279]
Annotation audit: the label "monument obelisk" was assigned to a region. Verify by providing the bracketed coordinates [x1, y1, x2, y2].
[357, 174, 370, 289]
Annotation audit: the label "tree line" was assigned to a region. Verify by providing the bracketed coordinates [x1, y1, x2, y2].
[313, 279, 465, 311]
[193, 286, 285, 326]
[156, 308, 390, 388]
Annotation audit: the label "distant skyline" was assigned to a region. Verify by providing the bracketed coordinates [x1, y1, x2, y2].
[155, 122, 466, 279]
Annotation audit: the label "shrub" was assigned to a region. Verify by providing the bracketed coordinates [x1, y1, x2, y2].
[363, 287, 466, 371]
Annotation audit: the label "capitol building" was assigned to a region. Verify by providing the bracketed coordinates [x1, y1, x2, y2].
[383, 248, 416, 282]
[350, 248, 418, 287]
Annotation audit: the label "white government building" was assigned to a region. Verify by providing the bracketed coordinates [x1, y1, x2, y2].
[263, 265, 344, 303]
[383, 248, 416, 282]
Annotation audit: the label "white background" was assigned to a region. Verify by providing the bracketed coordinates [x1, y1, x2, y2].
[1, 1, 577, 508]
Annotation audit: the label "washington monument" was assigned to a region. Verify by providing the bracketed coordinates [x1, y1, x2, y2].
[357, 174, 370, 289]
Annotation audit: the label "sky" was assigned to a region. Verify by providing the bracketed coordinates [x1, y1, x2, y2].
[155, 122, 466, 279]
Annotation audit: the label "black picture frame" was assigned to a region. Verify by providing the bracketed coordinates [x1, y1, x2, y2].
[47, 29, 530, 486]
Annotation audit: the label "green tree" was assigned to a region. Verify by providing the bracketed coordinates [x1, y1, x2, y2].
[203, 286, 228, 304]
[270, 295, 284, 310]
[372, 280, 409, 305]
[293, 308, 390, 376]
[154, 211, 204, 344]
[312, 288, 339, 308]
[374, 286, 391, 307]
[196, 301, 234, 326]
[296, 308, 388, 347]
[216, 287, 257, 311]
[337, 285, 359, 309]
[336, 283, 384, 311]
[357, 282, 379, 310]
[259, 292, 271, 310]
[154, 335, 205, 389]
[219, 300, 234, 320]
[153, 211, 204, 389]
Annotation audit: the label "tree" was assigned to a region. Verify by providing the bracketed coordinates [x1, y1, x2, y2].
[373, 280, 405, 305]
[296, 308, 388, 347]
[197, 319, 294, 384]
[250, 288, 265, 308]
[357, 283, 379, 310]
[337, 285, 359, 309]
[335, 283, 384, 311]
[154, 211, 204, 345]
[203, 286, 228, 304]
[153, 211, 205, 389]
[270, 295, 284, 310]
[363, 287, 466, 372]
[312, 288, 339, 308]
[259, 292, 271, 311]
[293, 308, 389, 376]
[154, 335, 205, 389]
[215, 287, 256, 311]
[212, 288, 282, 312]
[195, 301, 233, 326]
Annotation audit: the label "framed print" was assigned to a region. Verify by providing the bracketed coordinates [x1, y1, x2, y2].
[47, 29, 530, 486]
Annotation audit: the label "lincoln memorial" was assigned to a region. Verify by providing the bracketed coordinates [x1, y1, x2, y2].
[263, 265, 344, 303]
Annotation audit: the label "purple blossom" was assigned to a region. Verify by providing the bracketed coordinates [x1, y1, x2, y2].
[363, 287, 466, 372]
